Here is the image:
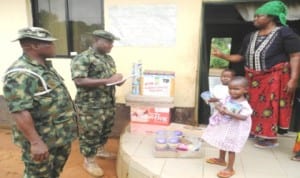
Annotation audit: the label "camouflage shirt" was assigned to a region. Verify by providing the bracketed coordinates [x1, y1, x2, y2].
[71, 47, 116, 109]
[3, 55, 77, 148]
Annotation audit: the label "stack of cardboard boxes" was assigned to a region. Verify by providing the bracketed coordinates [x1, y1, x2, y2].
[126, 70, 175, 134]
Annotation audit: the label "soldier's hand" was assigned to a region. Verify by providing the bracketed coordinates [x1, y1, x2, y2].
[30, 140, 49, 162]
[109, 73, 123, 83]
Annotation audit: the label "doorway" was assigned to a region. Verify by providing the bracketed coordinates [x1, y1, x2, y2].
[198, 1, 300, 128]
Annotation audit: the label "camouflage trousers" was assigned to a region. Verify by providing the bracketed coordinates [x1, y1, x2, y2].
[22, 142, 71, 178]
[78, 107, 116, 157]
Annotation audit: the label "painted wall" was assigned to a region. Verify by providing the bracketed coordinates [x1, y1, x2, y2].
[104, 0, 202, 107]
[0, 0, 32, 95]
[0, 0, 202, 108]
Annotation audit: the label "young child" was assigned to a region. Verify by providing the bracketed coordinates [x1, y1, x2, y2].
[202, 76, 252, 178]
[209, 69, 235, 102]
[204, 69, 235, 115]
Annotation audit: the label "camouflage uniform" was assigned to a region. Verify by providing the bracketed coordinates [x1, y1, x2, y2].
[3, 55, 77, 178]
[71, 47, 116, 157]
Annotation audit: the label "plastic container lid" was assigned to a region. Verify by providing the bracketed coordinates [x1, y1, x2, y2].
[172, 130, 183, 137]
[156, 137, 167, 144]
[167, 136, 180, 144]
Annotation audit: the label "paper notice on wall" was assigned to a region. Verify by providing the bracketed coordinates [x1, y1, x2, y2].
[108, 4, 177, 47]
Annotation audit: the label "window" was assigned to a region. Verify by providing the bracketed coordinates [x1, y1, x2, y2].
[31, 0, 104, 56]
[210, 37, 232, 69]
[208, 37, 232, 93]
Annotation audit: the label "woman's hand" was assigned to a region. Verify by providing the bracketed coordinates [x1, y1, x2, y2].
[211, 47, 243, 62]
[211, 47, 224, 58]
[285, 78, 298, 93]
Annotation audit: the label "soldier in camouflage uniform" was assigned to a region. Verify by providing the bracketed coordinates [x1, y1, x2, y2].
[3, 27, 77, 178]
[70, 30, 123, 177]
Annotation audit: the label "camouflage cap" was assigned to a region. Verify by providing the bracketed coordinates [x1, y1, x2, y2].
[92, 30, 120, 41]
[13, 27, 57, 42]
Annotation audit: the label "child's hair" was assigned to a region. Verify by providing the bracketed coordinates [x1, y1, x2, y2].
[229, 76, 248, 87]
[221, 68, 236, 76]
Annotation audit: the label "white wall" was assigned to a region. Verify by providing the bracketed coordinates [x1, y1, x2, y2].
[0, 0, 32, 95]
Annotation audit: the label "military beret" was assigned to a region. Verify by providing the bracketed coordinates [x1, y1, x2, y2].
[13, 27, 57, 42]
[92, 30, 120, 41]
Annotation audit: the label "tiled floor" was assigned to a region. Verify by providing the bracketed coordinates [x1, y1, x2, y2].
[205, 135, 299, 178]
[117, 123, 299, 178]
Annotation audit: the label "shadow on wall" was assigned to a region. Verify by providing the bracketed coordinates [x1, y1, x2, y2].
[111, 105, 196, 137]
[0, 97, 131, 137]
[0, 97, 197, 136]
[172, 108, 195, 126]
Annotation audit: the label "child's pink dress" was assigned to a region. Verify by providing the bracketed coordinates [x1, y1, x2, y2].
[201, 98, 252, 153]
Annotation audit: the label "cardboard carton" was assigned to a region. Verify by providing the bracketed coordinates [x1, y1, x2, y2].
[140, 70, 175, 97]
[130, 106, 171, 125]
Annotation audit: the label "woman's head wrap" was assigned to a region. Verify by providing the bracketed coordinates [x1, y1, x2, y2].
[255, 0, 288, 26]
